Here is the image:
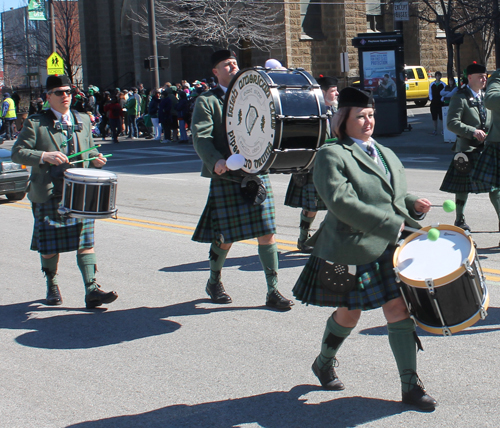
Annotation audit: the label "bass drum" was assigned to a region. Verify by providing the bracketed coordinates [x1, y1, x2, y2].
[224, 67, 327, 175]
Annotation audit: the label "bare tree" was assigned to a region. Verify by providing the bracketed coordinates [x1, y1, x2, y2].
[130, 0, 285, 51]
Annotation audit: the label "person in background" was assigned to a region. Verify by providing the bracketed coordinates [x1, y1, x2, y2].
[158, 91, 172, 144]
[148, 89, 162, 141]
[2, 93, 17, 140]
[104, 96, 123, 144]
[429, 71, 445, 135]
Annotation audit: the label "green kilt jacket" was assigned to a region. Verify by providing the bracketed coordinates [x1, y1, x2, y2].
[191, 87, 276, 244]
[472, 70, 500, 187]
[440, 86, 492, 194]
[307, 137, 423, 266]
[11, 110, 100, 254]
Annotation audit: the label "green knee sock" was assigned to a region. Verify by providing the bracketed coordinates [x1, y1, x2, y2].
[40, 254, 59, 287]
[488, 190, 500, 221]
[388, 318, 418, 393]
[258, 243, 279, 293]
[455, 193, 468, 223]
[317, 314, 353, 369]
[299, 213, 314, 241]
[77, 253, 98, 293]
[209, 243, 229, 284]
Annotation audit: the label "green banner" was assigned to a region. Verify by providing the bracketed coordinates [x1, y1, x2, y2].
[28, 0, 47, 21]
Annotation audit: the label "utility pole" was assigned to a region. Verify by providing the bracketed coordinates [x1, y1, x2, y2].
[495, 0, 500, 69]
[148, 0, 160, 89]
[49, 0, 56, 53]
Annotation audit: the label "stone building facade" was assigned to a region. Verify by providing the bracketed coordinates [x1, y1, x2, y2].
[78, 0, 496, 91]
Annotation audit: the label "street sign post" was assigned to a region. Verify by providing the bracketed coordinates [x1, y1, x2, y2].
[46, 52, 64, 76]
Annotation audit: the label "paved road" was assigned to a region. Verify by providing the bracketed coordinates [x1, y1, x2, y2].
[2, 107, 500, 428]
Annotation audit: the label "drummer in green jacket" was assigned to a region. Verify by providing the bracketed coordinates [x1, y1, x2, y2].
[191, 49, 293, 310]
[11, 74, 118, 309]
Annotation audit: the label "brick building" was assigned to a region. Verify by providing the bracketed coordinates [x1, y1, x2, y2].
[79, 0, 496, 91]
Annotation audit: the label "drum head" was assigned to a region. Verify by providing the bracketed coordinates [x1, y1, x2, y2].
[225, 68, 277, 174]
[64, 168, 117, 182]
[394, 224, 475, 287]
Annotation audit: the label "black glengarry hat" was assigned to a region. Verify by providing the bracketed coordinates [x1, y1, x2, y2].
[338, 87, 374, 108]
[211, 49, 236, 68]
[466, 63, 486, 76]
[46, 75, 71, 91]
[316, 75, 338, 91]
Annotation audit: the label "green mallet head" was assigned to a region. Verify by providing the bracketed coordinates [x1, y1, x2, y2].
[427, 228, 440, 241]
[443, 200, 456, 213]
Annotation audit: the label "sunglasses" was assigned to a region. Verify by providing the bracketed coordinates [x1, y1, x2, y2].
[49, 89, 72, 96]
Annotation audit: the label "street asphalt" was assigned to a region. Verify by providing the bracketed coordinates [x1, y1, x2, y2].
[2, 105, 500, 428]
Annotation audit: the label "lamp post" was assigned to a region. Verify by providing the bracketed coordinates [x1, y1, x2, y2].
[148, 0, 160, 89]
[48, 0, 56, 53]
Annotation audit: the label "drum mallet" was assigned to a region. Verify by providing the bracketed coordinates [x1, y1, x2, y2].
[70, 153, 112, 165]
[443, 200, 456, 212]
[404, 226, 440, 241]
[68, 145, 102, 159]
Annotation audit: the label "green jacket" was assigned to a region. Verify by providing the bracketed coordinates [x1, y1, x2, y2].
[125, 97, 140, 116]
[11, 110, 99, 203]
[191, 87, 231, 179]
[484, 70, 500, 144]
[308, 137, 423, 265]
[447, 86, 491, 152]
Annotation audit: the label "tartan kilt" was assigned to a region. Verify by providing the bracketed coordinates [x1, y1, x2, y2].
[192, 174, 276, 244]
[292, 247, 401, 310]
[284, 173, 327, 211]
[31, 198, 95, 255]
[471, 143, 500, 188]
[439, 151, 492, 194]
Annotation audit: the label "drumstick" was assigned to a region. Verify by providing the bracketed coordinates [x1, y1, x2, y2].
[70, 153, 112, 165]
[68, 145, 102, 159]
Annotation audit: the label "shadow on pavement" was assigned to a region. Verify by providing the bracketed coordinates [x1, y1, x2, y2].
[66, 385, 416, 427]
[0, 299, 269, 350]
[359, 306, 500, 337]
[159, 251, 310, 273]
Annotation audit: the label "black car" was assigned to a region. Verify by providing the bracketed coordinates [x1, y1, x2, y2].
[0, 147, 29, 201]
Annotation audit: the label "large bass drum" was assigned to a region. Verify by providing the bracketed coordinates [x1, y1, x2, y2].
[224, 67, 327, 175]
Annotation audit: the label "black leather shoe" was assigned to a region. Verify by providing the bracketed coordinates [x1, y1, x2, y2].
[266, 289, 294, 310]
[297, 238, 314, 253]
[402, 384, 437, 411]
[454, 218, 471, 232]
[206, 280, 232, 304]
[46, 285, 62, 306]
[311, 358, 345, 390]
[85, 284, 118, 309]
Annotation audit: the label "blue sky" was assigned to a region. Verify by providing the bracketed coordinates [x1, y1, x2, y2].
[1, 0, 27, 12]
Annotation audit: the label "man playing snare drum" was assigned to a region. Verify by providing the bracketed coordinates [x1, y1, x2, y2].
[12, 74, 118, 309]
[191, 49, 293, 310]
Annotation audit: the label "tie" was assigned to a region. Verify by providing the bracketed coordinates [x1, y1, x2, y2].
[477, 94, 487, 129]
[62, 114, 75, 156]
[366, 144, 377, 160]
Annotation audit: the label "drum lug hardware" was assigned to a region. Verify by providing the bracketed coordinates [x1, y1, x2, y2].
[480, 307, 488, 320]
[442, 327, 452, 337]
[463, 259, 475, 278]
[393, 267, 401, 283]
[425, 278, 435, 295]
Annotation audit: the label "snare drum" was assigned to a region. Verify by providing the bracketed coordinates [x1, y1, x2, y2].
[225, 67, 327, 175]
[393, 224, 488, 336]
[58, 169, 118, 219]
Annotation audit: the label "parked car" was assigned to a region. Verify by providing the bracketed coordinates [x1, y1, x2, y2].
[0, 147, 29, 201]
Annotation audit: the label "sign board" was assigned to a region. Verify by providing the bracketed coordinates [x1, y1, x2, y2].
[47, 52, 65, 76]
[28, 0, 47, 21]
[394, 2, 409, 21]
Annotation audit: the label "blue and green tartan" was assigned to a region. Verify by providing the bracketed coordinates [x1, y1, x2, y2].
[192, 174, 276, 244]
[292, 247, 401, 310]
[284, 172, 327, 211]
[31, 198, 95, 255]
[472, 143, 500, 188]
[440, 151, 492, 194]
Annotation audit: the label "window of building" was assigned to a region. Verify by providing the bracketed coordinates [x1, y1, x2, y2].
[366, 0, 384, 32]
[300, 1, 325, 40]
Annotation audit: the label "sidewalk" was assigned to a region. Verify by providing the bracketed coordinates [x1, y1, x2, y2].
[376, 106, 454, 155]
